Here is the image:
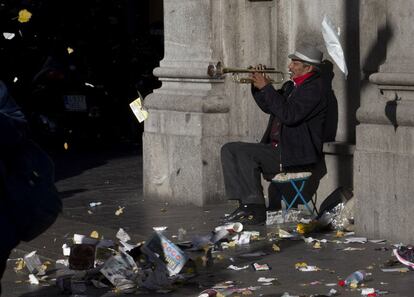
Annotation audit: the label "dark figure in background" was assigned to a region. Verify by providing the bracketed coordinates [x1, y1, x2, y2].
[221, 45, 336, 225]
[0, 80, 27, 294]
[0, 80, 61, 295]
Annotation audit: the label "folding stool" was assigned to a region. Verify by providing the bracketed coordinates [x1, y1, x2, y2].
[271, 172, 318, 216]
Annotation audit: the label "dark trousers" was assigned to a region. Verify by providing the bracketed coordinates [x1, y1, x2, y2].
[221, 142, 282, 205]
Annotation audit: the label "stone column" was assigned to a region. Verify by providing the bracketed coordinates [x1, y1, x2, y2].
[355, 0, 414, 243]
[143, 0, 229, 206]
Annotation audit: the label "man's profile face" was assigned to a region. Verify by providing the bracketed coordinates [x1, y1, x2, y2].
[288, 59, 312, 80]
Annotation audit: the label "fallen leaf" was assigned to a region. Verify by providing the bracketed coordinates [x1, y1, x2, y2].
[18, 9, 32, 23]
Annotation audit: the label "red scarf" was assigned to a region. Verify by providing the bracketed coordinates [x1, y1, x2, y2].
[293, 72, 315, 86]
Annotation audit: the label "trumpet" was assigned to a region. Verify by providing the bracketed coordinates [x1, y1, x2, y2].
[207, 61, 289, 84]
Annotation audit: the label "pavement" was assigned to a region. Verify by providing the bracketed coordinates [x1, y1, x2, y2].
[2, 144, 414, 297]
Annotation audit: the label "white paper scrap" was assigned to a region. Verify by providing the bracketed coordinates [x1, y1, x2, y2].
[322, 15, 348, 77]
[3, 32, 15, 40]
[258, 277, 277, 282]
[237, 232, 251, 245]
[344, 237, 367, 244]
[361, 288, 375, 295]
[62, 244, 71, 256]
[227, 264, 249, 271]
[129, 97, 148, 123]
[116, 228, 131, 242]
[28, 274, 39, 285]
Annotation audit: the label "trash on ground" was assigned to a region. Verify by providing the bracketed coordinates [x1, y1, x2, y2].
[338, 270, 367, 288]
[227, 264, 249, 271]
[393, 245, 414, 269]
[89, 201, 102, 207]
[28, 274, 40, 285]
[342, 247, 366, 251]
[115, 206, 125, 216]
[116, 228, 131, 242]
[295, 262, 320, 272]
[23, 251, 45, 275]
[380, 267, 410, 272]
[141, 232, 188, 276]
[252, 262, 271, 271]
[344, 237, 367, 244]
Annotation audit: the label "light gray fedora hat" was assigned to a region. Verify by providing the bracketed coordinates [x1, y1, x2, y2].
[288, 45, 323, 65]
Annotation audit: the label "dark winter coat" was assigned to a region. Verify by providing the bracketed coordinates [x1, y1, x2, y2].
[252, 73, 329, 168]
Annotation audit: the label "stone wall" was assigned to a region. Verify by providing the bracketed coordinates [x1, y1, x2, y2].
[144, 0, 358, 206]
[355, 0, 414, 243]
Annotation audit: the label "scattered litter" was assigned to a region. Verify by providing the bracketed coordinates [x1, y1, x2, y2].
[279, 229, 294, 238]
[236, 232, 251, 245]
[393, 245, 414, 269]
[227, 264, 249, 271]
[153, 226, 168, 232]
[56, 259, 69, 267]
[272, 243, 281, 252]
[344, 237, 367, 244]
[14, 258, 25, 272]
[258, 277, 276, 282]
[297, 221, 319, 234]
[62, 244, 71, 256]
[338, 270, 367, 288]
[369, 239, 387, 244]
[214, 222, 243, 233]
[89, 201, 102, 207]
[28, 274, 39, 285]
[115, 206, 125, 216]
[252, 262, 270, 271]
[129, 95, 149, 123]
[73, 234, 98, 245]
[67, 47, 74, 54]
[18, 9, 32, 23]
[116, 228, 131, 242]
[313, 241, 322, 249]
[142, 232, 188, 276]
[295, 262, 320, 272]
[361, 288, 375, 295]
[342, 247, 366, 251]
[23, 251, 45, 275]
[178, 228, 187, 241]
[85, 82, 95, 88]
[3, 32, 15, 40]
[100, 252, 139, 292]
[381, 267, 410, 273]
[90, 230, 99, 239]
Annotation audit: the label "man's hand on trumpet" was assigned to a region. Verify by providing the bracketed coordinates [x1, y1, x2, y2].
[250, 64, 272, 90]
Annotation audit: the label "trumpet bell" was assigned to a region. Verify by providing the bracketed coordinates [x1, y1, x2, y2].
[207, 61, 224, 78]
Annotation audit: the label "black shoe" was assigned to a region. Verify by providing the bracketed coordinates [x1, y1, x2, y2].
[221, 204, 266, 225]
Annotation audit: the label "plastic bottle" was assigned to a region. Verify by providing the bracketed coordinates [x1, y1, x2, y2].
[338, 270, 366, 287]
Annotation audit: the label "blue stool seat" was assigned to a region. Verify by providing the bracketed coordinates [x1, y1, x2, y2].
[271, 172, 317, 216]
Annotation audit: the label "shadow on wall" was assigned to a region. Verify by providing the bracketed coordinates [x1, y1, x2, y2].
[360, 24, 394, 90]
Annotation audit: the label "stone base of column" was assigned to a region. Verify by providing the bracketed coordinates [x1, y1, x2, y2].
[143, 104, 229, 206]
[354, 73, 414, 243]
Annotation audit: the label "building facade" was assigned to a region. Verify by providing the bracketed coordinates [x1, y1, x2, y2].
[143, 0, 414, 243]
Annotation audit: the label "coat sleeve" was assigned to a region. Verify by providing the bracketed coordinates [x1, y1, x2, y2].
[254, 82, 322, 126]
